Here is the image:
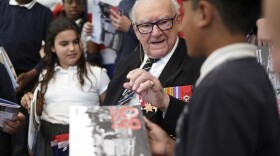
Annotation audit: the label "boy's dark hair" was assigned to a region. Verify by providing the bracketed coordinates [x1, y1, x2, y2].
[192, 0, 261, 34]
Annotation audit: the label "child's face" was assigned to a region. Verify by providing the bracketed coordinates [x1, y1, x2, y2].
[52, 29, 82, 69]
[63, 0, 84, 21]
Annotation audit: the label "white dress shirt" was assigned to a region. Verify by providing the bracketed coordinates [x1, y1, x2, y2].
[40, 64, 110, 124]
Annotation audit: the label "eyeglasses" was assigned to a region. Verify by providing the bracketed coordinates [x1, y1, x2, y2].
[135, 15, 177, 34]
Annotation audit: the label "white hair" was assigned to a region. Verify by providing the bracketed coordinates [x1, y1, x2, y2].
[129, 0, 180, 23]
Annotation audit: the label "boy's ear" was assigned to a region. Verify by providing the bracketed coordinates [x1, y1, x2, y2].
[196, 1, 214, 28]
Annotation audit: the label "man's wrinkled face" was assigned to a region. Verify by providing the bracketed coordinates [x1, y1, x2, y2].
[133, 0, 180, 59]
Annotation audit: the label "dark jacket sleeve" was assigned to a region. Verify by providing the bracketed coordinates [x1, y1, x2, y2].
[181, 83, 280, 156]
[160, 95, 186, 138]
[0, 62, 17, 156]
[0, 63, 17, 103]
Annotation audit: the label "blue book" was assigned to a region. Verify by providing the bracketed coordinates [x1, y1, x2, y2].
[0, 98, 21, 130]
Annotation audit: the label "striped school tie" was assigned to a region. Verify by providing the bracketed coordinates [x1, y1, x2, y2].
[117, 58, 159, 105]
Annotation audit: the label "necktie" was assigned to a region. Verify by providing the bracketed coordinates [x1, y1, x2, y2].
[117, 58, 159, 105]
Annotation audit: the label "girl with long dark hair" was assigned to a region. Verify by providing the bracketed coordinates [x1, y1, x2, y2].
[30, 17, 110, 155]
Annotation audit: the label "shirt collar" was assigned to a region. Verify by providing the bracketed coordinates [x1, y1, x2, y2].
[9, 0, 36, 9]
[75, 18, 82, 25]
[143, 37, 179, 64]
[54, 64, 77, 72]
[195, 43, 257, 87]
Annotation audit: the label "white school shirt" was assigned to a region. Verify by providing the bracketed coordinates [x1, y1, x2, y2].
[40, 64, 110, 124]
[9, 0, 36, 9]
[128, 37, 179, 106]
[195, 43, 257, 87]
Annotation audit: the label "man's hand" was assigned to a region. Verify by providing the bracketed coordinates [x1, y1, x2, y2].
[144, 117, 175, 156]
[123, 69, 170, 111]
[256, 18, 272, 47]
[21, 92, 33, 113]
[110, 9, 131, 32]
[3, 112, 25, 134]
[16, 68, 38, 94]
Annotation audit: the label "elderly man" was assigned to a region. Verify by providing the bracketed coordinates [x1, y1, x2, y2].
[102, 0, 203, 137]
[141, 0, 280, 155]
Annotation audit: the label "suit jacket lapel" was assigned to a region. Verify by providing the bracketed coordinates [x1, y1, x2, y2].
[109, 47, 142, 105]
[158, 38, 186, 87]
[144, 39, 187, 121]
